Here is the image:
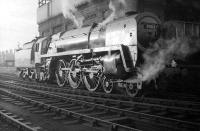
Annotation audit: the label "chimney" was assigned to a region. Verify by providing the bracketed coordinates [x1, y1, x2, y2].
[125, 0, 138, 16]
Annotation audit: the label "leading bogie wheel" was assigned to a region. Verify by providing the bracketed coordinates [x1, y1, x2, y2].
[125, 82, 142, 97]
[102, 76, 113, 94]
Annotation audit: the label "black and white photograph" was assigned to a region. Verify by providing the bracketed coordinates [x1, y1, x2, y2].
[0, 0, 200, 130]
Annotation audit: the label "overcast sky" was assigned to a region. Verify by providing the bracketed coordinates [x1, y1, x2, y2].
[0, 0, 38, 51]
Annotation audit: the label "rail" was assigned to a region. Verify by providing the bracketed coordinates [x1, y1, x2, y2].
[0, 80, 199, 130]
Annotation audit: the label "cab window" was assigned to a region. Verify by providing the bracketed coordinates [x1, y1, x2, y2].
[35, 43, 39, 52]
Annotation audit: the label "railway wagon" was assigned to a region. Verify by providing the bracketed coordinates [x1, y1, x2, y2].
[15, 12, 161, 97]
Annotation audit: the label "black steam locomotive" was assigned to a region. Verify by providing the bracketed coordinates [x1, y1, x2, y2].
[15, 12, 161, 97]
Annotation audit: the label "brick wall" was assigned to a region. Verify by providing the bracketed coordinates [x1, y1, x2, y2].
[38, 0, 164, 37]
[38, 0, 109, 36]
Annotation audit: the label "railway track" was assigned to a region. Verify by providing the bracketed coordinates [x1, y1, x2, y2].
[0, 80, 199, 131]
[0, 87, 142, 131]
[0, 92, 99, 131]
[0, 119, 16, 131]
[0, 107, 41, 131]
[2, 78, 200, 110]
[1, 72, 200, 103]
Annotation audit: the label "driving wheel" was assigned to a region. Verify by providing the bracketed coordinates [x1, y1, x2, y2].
[55, 59, 68, 87]
[68, 60, 82, 89]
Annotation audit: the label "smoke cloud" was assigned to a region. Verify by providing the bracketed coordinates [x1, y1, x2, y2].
[59, 0, 91, 28]
[140, 37, 200, 82]
[100, 0, 127, 26]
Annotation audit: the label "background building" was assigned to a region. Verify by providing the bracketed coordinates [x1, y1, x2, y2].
[37, 0, 166, 36]
[37, 0, 200, 37]
[0, 50, 15, 67]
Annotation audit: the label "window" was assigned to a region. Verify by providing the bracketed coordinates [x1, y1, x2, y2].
[35, 43, 39, 52]
[41, 39, 49, 54]
[38, 0, 51, 7]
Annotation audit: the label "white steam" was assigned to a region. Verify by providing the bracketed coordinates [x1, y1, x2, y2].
[140, 37, 200, 82]
[100, 0, 127, 26]
[59, 0, 91, 28]
[101, 53, 119, 62]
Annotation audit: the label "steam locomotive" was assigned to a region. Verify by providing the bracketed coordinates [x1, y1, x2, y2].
[15, 12, 161, 97]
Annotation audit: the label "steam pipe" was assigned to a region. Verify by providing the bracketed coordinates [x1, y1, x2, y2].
[88, 23, 98, 48]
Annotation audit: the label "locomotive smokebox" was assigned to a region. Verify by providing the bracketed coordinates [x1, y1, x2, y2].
[136, 12, 161, 50]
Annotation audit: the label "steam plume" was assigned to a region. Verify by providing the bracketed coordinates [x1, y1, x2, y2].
[140, 37, 200, 82]
[102, 53, 119, 62]
[59, 0, 91, 28]
[100, 0, 127, 26]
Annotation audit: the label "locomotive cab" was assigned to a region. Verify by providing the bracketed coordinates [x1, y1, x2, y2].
[32, 37, 48, 64]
